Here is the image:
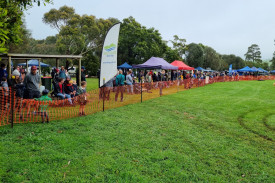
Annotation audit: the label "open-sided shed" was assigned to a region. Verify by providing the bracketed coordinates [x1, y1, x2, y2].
[1, 53, 82, 86]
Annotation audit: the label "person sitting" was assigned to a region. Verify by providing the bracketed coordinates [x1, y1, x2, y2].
[76, 66, 88, 86]
[34, 89, 52, 123]
[0, 63, 8, 79]
[54, 78, 72, 104]
[11, 69, 24, 119]
[72, 80, 78, 96]
[0, 77, 10, 116]
[64, 79, 76, 98]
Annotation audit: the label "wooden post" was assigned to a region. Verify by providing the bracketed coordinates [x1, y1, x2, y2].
[141, 69, 143, 103]
[26, 59, 28, 73]
[78, 58, 81, 87]
[38, 59, 41, 75]
[38, 59, 42, 86]
[8, 56, 11, 79]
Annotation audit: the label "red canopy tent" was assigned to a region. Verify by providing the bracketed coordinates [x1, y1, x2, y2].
[170, 60, 194, 70]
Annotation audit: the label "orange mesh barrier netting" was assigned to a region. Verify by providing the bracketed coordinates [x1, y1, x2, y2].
[1, 75, 275, 127]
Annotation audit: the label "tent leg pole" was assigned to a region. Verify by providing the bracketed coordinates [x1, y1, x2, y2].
[141, 69, 142, 103]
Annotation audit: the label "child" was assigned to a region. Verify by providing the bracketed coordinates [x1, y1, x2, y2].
[72, 80, 78, 96]
[77, 81, 87, 116]
[34, 89, 52, 123]
[1, 77, 9, 95]
[0, 77, 9, 115]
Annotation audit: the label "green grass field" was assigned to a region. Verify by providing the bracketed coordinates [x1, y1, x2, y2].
[85, 78, 99, 91]
[0, 80, 274, 182]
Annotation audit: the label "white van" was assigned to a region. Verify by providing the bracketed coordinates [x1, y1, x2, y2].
[68, 67, 76, 75]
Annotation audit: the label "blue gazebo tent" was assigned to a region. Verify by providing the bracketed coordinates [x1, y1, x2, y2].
[195, 67, 205, 71]
[237, 66, 253, 72]
[117, 62, 132, 69]
[18, 59, 50, 67]
[270, 70, 275, 73]
[257, 68, 268, 73]
[251, 67, 259, 72]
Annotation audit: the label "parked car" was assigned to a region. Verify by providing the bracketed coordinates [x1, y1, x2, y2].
[68, 67, 76, 76]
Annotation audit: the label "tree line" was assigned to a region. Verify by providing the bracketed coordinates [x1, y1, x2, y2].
[1, 2, 275, 76]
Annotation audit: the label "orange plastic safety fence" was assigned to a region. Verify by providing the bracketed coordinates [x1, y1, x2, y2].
[1, 75, 275, 127]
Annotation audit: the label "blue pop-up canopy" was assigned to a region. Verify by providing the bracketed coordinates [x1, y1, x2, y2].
[251, 67, 259, 72]
[257, 68, 268, 73]
[270, 70, 275, 73]
[195, 67, 205, 71]
[117, 62, 132, 69]
[237, 66, 253, 72]
[18, 59, 50, 67]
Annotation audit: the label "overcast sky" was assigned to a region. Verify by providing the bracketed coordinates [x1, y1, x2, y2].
[24, 0, 275, 60]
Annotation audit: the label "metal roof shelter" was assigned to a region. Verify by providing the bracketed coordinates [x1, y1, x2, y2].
[1, 53, 83, 86]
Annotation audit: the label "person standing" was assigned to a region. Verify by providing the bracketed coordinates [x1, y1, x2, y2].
[0, 64, 8, 79]
[104, 77, 115, 100]
[77, 81, 88, 116]
[76, 66, 88, 86]
[23, 66, 41, 99]
[59, 66, 66, 79]
[34, 89, 52, 123]
[23, 66, 41, 117]
[115, 69, 125, 102]
[126, 70, 133, 94]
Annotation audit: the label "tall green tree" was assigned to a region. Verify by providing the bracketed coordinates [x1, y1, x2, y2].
[170, 35, 187, 60]
[43, 6, 118, 71]
[185, 43, 204, 68]
[270, 40, 275, 70]
[163, 46, 181, 63]
[270, 52, 275, 70]
[221, 54, 245, 69]
[118, 16, 169, 65]
[203, 46, 222, 70]
[244, 44, 262, 63]
[0, 0, 51, 54]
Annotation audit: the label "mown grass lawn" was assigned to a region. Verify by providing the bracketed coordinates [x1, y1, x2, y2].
[85, 78, 99, 91]
[0, 80, 274, 182]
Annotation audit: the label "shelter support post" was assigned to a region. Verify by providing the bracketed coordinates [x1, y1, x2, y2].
[38, 59, 41, 75]
[8, 56, 11, 79]
[78, 58, 81, 87]
[141, 69, 143, 103]
[26, 59, 28, 73]
[38, 58, 41, 84]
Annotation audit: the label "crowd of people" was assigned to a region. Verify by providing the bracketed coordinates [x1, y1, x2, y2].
[1, 62, 272, 122]
[0, 63, 89, 122]
[99, 68, 265, 102]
